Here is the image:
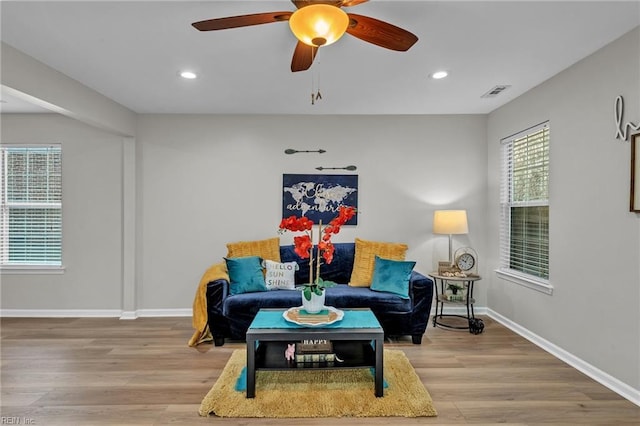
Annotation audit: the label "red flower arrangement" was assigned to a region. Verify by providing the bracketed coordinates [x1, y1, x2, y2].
[278, 206, 356, 298]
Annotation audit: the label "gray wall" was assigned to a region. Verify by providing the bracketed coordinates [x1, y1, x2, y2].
[486, 27, 640, 391]
[135, 114, 488, 309]
[1, 113, 488, 312]
[0, 114, 125, 312]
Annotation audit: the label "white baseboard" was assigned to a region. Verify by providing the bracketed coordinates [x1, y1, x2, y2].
[432, 305, 488, 316]
[0, 309, 123, 317]
[0, 308, 192, 319]
[136, 308, 192, 318]
[487, 308, 640, 407]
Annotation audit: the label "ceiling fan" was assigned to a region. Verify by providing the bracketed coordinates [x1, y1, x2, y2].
[192, 0, 418, 72]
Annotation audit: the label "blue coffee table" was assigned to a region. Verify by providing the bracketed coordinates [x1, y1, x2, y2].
[245, 307, 384, 398]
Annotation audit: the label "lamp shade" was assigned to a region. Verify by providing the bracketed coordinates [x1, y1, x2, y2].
[289, 4, 349, 47]
[433, 210, 469, 235]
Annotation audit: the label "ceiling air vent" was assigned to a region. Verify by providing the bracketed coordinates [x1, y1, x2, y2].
[481, 85, 511, 98]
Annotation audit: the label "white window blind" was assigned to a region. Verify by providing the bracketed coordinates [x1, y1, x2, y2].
[1, 145, 62, 266]
[500, 123, 549, 283]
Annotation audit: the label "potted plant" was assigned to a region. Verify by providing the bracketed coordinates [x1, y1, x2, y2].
[278, 206, 356, 312]
[446, 282, 465, 301]
[300, 276, 334, 313]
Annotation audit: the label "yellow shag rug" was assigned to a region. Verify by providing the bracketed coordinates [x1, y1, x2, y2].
[199, 348, 437, 418]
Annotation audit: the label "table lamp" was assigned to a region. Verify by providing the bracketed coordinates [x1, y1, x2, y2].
[433, 210, 468, 264]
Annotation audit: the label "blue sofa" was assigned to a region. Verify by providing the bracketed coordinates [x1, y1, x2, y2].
[206, 242, 434, 346]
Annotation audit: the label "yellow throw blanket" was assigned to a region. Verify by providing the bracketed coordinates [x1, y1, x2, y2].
[188, 262, 229, 347]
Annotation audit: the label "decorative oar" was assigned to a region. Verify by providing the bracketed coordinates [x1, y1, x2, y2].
[315, 165, 357, 171]
[284, 149, 326, 154]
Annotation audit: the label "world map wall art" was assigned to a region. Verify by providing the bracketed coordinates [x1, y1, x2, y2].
[282, 174, 358, 225]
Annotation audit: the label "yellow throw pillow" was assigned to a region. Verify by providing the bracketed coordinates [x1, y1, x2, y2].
[349, 238, 408, 287]
[226, 237, 281, 262]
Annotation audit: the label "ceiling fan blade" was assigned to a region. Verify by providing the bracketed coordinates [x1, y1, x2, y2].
[192, 12, 292, 31]
[346, 13, 418, 51]
[341, 0, 369, 7]
[291, 41, 318, 72]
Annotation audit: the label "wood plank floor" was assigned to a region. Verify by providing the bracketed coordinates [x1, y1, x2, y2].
[1, 316, 638, 425]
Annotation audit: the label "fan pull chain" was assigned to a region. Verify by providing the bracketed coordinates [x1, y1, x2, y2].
[316, 72, 322, 101]
[310, 66, 322, 105]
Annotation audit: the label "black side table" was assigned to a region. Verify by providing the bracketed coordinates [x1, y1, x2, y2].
[429, 273, 481, 330]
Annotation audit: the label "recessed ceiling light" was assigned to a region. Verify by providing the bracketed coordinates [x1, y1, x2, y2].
[180, 71, 197, 79]
[430, 71, 448, 80]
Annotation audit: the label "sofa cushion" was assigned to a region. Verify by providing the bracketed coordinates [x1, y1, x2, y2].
[349, 238, 408, 287]
[224, 256, 267, 295]
[263, 259, 298, 290]
[226, 237, 281, 262]
[325, 285, 412, 313]
[223, 283, 412, 319]
[370, 256, 415, 299]
[223, 289, 302, 317]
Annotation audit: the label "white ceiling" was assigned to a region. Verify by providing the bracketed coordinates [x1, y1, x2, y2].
[1, 1, 639, 115]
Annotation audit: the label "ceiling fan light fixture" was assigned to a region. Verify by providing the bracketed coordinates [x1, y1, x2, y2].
[289, 4, 349, 47]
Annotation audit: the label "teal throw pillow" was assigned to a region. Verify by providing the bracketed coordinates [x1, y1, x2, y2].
[370, 255, 415, 299]
[225, 256, 267, 295]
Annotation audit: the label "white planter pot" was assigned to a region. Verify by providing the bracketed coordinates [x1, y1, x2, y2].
[301, 289, 325, 313]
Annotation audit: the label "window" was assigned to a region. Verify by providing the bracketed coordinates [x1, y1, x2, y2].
[1, 145, 62, 268]
[499, 123, 550, 291]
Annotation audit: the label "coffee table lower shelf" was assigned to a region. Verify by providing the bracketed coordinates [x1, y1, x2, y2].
[255, 340, 376, 370]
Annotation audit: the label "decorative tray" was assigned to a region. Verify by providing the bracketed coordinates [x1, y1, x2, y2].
[283, 306, 344, 327]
